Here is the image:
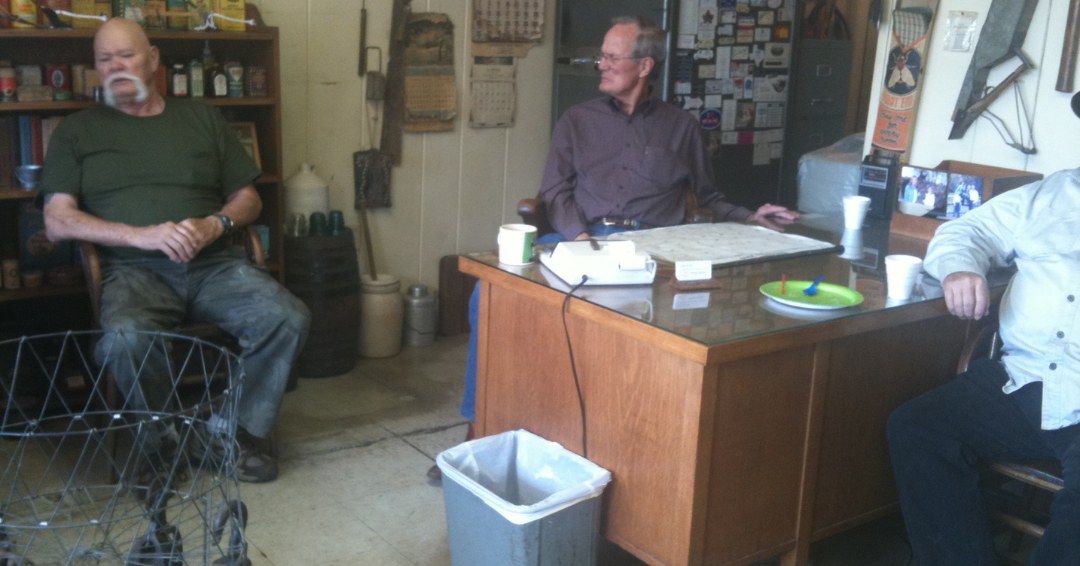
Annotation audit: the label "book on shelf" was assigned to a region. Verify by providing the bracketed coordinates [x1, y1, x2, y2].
[1, 115, 63, 187]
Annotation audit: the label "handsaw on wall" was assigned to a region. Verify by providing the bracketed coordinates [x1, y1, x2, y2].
[948, 0, 1039, 140]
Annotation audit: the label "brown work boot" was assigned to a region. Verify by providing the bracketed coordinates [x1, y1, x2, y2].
[427, 422, 474, 482]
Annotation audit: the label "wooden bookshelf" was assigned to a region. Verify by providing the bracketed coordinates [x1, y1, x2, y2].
[0, 27, 285, 313]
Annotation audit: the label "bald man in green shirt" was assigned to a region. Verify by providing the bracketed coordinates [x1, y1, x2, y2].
[39, 18, 309, 483]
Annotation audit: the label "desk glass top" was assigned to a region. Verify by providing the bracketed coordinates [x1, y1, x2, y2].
[462, 214, 1007, 347]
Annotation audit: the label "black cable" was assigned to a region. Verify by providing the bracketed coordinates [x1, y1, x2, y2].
[561, 275, 589, 459]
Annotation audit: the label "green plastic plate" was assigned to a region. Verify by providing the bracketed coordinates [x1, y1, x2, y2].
[759, 280, 865, 310]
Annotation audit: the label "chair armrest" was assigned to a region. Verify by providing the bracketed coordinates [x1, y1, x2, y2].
[517, 196, 555, 238]
[518, 198, 541, 224]
[242, 225, 266, 268]
[684, 191, 713, 224]
[956, 320, 1001, 374]
[78, 241, 103, 325]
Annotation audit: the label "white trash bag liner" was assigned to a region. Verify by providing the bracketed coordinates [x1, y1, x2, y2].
[436, 429, 612, 525]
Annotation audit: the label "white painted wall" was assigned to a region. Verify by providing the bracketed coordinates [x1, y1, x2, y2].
[252, 0, 556, 291]
[863, 0, 1078, 175]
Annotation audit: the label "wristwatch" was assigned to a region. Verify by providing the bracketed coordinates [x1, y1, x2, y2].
[216, 215, 234, 235]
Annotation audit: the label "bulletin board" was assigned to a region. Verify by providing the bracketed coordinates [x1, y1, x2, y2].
[672, 0, 795, 208]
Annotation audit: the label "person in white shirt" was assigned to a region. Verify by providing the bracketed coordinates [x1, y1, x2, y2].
[886, 163, 1080, 565]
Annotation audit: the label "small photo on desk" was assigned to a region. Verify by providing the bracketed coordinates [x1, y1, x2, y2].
[899, 166, 948, 217]
[944, 173, 983, 219]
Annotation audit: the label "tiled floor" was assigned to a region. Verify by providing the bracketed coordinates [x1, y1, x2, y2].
[240, 335, 1016, 566]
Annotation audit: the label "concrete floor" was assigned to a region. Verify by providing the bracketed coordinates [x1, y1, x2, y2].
[239, 335, 1018, 566]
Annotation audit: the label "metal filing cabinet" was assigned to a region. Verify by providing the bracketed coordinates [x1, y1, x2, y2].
[780, 39, 852, 207]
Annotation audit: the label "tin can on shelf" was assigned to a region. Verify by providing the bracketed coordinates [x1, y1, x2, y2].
[0, 63, 16, 102]
[46, 63, 71, 101]
[245, 65, 267, 97]
[224, 62, 244, 97]
[2, 259, 20, 290]
[71, 64, 87, 100]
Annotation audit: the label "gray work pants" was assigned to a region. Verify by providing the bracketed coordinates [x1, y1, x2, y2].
[94, 246, 311, 439]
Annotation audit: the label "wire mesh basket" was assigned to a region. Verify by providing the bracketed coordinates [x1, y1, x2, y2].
[0, 331, 251, 566]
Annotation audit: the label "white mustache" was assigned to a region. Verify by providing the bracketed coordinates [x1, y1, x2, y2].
[103, 72, 149, 106]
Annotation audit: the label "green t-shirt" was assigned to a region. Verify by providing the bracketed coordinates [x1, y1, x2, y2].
[38, 98, 261, 259]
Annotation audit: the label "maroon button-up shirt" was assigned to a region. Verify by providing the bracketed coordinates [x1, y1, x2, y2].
[540, 96, 752, 241]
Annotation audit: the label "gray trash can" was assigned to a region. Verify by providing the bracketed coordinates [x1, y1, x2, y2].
[436, 429, 613, 566]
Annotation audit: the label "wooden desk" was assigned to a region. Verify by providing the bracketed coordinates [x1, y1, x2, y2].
[460, 222, 996, 566]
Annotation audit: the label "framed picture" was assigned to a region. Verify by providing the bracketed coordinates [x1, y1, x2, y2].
[945, 173, 983, 219]
[229, 122, 261, 169]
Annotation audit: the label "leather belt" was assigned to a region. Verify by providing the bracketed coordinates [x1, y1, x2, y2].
[593, 217, 651, 230]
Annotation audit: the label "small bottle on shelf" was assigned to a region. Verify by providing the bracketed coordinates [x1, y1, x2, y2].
[170, 63, 188, 97]
[189, 58, 204, 98]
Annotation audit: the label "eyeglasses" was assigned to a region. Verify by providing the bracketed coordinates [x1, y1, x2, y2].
[597, 52, 640, 65]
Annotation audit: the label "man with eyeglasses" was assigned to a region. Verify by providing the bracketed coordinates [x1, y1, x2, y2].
[541, 15, 797, 242]
[428, 16, 799, 482]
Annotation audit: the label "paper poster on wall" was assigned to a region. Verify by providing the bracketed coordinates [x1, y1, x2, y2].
[753, 44, 765, 64]
[737, 29, 754, 43]
[762, 42, 790, 68]
[732, 45, 749, 60]
[715, 46, 732, 77]
[705, 79, 725, 94]
[722, 99, 737, 130]
[720, 10, 736, 23]
[473, 0, 544, 42]
[943, 11, 977, 52]
[754, 102, 784, 128]
[733, 77, 745, 98]
[757, 11, 774, 25]
[756, 128, 783, 143]
[404, 13, 457, 132]
[470, 56, 515, 128]
[704, 94, 724, 108]
[753, 73, 788, 102]
[721, 131, 739, 144]
[717, 24, 734, 36]
[753, 143, 770, 165]
[699, 65, 716, 79]
[754, 27, 771, 41]
[735, 101, 755, 129]
[678, 34, 696, 49]
[700, 6, 719, 26]
[675, 81, 692, 94]
[743, 77, 754, 98]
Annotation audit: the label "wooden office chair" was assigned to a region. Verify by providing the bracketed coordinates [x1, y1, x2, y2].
[517, 190, 713, 238]
[956, 321, 1066, 554]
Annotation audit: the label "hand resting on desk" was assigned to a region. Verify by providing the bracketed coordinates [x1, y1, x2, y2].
[942, 271, 991, 320]
[749, 203, 800, 232]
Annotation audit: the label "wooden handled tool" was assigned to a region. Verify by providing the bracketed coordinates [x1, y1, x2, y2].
[1057, 0, 1080, 92]
[359, 0, 367, 75]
